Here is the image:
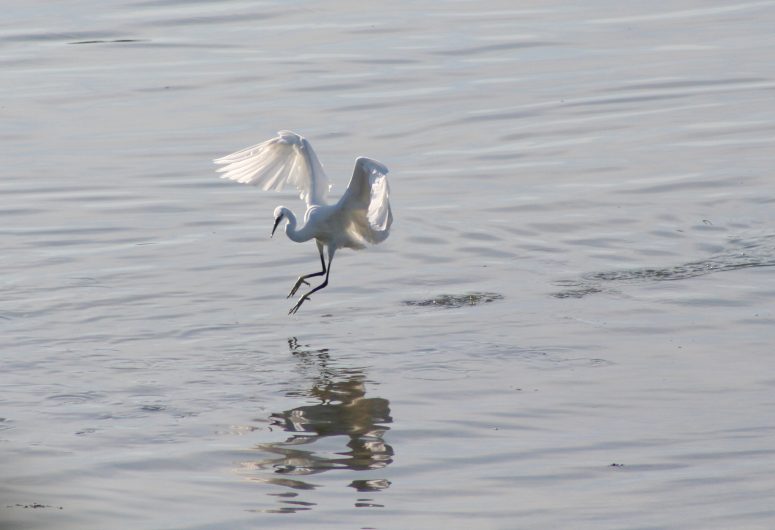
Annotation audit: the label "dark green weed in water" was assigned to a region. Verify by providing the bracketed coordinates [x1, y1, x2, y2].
[403, 292, 503, 308]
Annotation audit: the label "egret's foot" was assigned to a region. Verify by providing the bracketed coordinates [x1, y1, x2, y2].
[288, 295, 311, 315]
[287, 278, 310, 298]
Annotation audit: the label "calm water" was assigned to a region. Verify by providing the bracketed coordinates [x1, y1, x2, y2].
[3, 1, 775, 528]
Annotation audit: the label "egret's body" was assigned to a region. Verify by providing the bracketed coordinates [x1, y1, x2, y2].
[214, 131, 392, 314]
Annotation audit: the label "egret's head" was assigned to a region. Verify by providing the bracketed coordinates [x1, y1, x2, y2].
[271, 206, 286, 237]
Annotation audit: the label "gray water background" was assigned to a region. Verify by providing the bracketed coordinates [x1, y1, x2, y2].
[3, 1, 775, 528]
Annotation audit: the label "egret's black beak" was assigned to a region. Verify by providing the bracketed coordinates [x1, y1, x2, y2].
[271, 216, 282, 237]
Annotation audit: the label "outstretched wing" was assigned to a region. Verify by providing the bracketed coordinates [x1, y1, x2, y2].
[213, 130, 330, 206]
[336, 157, 392, 245]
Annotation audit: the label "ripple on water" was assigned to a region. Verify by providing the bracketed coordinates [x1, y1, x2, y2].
[68, 39, 145, 45]
[45, 392, 103, 404]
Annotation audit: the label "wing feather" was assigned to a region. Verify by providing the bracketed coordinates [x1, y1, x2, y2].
[336, 157, 392, 245]
[214, 130, 331, 206]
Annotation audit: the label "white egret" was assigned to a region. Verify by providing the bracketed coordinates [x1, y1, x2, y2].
[214, 131, 392, 314]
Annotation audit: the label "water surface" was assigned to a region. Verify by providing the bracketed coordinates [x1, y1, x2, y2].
[3, 1, 775, 529]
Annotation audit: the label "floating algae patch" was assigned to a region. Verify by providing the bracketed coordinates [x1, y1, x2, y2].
[552, 284, 605, 299]
[586, 254, 775, 283]
[589, 234, 775, 283]
[403, 292, 503, 308]
[552, 233, 775, 299]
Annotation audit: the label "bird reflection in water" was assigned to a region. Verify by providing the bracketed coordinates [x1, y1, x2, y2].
[241, 338, 393, 513]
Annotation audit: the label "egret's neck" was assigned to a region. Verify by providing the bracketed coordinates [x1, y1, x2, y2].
[283, 210, 314, 243]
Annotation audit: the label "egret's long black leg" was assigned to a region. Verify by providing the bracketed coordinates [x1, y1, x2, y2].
[287, 243, 326, 298]
[289, 248, 334, 315]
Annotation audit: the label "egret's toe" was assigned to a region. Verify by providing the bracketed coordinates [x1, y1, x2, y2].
[287, 278, 311, 298]
[288, 295, 310, 315]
